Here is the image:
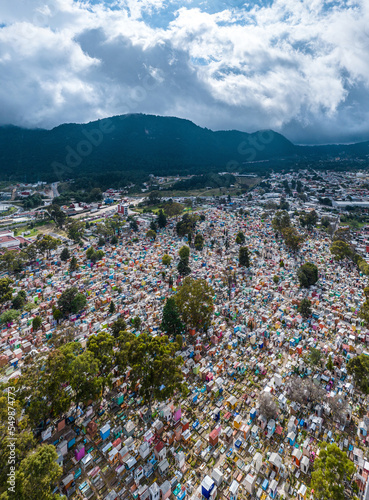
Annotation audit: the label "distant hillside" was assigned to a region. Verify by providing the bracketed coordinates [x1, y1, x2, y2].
[0, 114, 368, 182]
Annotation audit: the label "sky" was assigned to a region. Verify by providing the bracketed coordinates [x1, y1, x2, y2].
[0, 0, 369, 144]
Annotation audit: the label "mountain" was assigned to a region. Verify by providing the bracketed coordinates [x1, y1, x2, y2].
[0, 114, 368, 182]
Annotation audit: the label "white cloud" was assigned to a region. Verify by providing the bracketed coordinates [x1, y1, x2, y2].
[0, 0, 368, 142]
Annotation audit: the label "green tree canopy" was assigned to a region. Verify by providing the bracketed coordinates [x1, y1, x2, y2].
[0, 250, 25, 275]
[297, 262, 319, 287]
[35, 235, 60, 258]
[281, 226, 304, 252]
[87, 331, 115, 393]
[111, 317, 127, 338]
[46, 203, 67, 229]
[157, 209, 167, 228]
[32, 316, 42, 331]
[298, 298, 312, 318]
[347, 353, 369, 393]
[177, 259, 191, 276]
[164, 201, 184, 218]
[176, 213, 197, 237]
[146, 229, 157, 240]
[0, 309, 20, 325]
[300, 210, 318, 228]
[272, 210, 290, 232]
[239, 246, 250, 268]
[178, 245, 190, 261]
[70, 351, 102, 411]
[175, 277, 214, 331]
[161, 297, 184, 337]
[235, 231, 245, 245]
[116, 331, 186, 410]
[194, 233, 204, 251]
[14, 444, 64, 500]
[162, 254, 172, 267]
[58, 287, 86, 316]
[69, 256, 78, 272]
[60, 247, 70, 261]
[330, 240, 353, 261]
[0, 277, 13, 305]
[311, 442, 355, 500]
[307, 347, 323, 367]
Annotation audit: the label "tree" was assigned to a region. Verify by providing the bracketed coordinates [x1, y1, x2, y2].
[86, 247, 104, 263]
[281, 226, 303, 252]
[109, 301, 116, 314]
[162, 254, 172, 267]
[297, 262, 318, 287]
[130, 219, 139, 232]
[70, 350, 101, 411]
[146, 229, 157, 240]
[329, 394, 350, 426]
[98, 236, 105, 246]
[14, 444, 64, 500]
[179, 245, 190, 261]
[111, 235, 118, 245]
[96, 222, 114, 239]
[60, 247, 70, 261]
[176, 213, 197, 236]
[111, 317, 127, 338]
[0, 309, 20, 325]
[164, 201, 184, 218]
[67, 220, 85, 243]
[157, 209, 167, 228]
[69, 256, 78, 272]
[235, 231, 245, 245]
[273, 275, 279, 284]
[287, 377, 325, 406]
[116, 331, 186, 412]
[132, 316, 142, 330]
[194, 234, 204, 251]
[330, 240, 353, 261]
[58, 287, 86, 316]
[20, 343, 79, 427]
[46, 203, 67, 229]
[347, 353, 369, 393]
[258, 393, 278, 420]
[32, 316, 42, 331]
[87, 332, 115, 394]
[298, 298, 312, 318]
[0, 250, 25, 275]
[12, 291, 27, 310]
[52, 308, 63, 323]
[307, 347, 323, 367]
[161, 297, 184, 337]
[272, 210, 290, 232]
[35, 235, 60, 258]
[333, 227, 350, 243]
[326, 355, 334, 372]
[239, 246, 250, 268]
[86, 247, 95, 260]
[148, 190, 161, 205]
[150, 220, 158, 232]
[300, 210, 318, 228]
[0, 390, 35, 496]
[175, 277, 214, 331]
[311, 442, 355, 500]
[0, 277, 13, 305]
[177, 259, 191, 276]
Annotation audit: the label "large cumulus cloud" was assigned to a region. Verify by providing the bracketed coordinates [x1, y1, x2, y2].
[0, 0, 368, 143]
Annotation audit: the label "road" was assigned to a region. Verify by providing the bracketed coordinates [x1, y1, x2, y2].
[51, 182, 59, 199]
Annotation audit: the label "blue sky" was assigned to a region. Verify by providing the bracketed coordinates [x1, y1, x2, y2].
[0, 0, 368, 144]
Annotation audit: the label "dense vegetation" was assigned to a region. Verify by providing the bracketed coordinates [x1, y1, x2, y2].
[1, 114, 368, 183]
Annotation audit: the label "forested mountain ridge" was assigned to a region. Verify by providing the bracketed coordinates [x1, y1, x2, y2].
[0, 113, 368, 182]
